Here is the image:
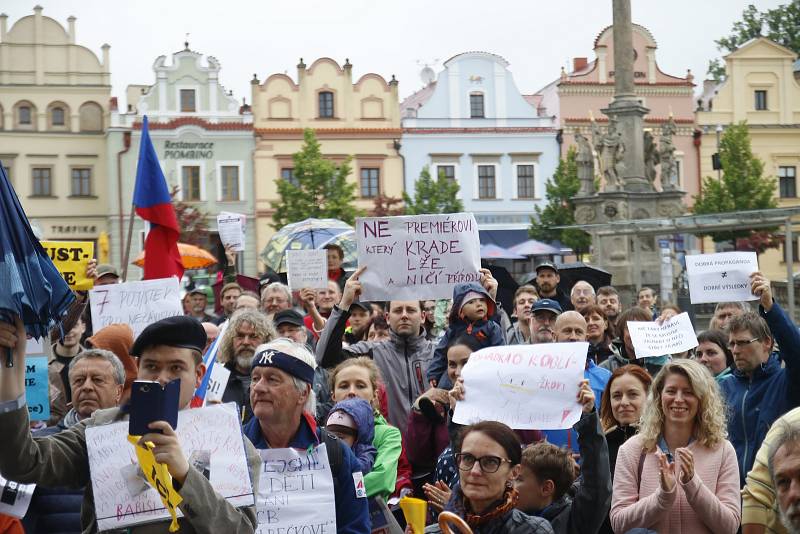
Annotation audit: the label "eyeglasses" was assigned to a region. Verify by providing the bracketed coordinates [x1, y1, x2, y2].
[454, 453, 512, 473]
[423, 307, 436, 312]
[728, 337, 760, 349]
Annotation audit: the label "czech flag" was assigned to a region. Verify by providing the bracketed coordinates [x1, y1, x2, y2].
[133, 116, 184, 280]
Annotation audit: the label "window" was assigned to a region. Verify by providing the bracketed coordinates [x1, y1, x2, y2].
[220, 166, 240, 201]
[785, 236, 800, 263]
[180, 89, 196, 112]
[477, 165, 496, 199]
[360, 168, 380, 198]
[319, 91, 334, 118]
[436, 165, 455, 181]
[71, 168, 92, 196]
[281, 167, 299, 187]
[780, 166, 797, 198]
[755, 90, 767, 111]
[32, 168, 52, 196]
[51, 107, 65, 126]
[517, 165, 535, 198]
[19, 106, 31, 125]
[470, 94, 485, 118]
[181, 166, 201, 201]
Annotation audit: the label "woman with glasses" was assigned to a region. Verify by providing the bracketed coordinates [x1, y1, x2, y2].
[693, 330, 734, 382]
[423, 421, 554, 533]
[610, 359, 741, 534]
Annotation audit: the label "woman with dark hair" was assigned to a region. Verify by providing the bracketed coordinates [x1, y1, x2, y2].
[694, 329, 734, 382]
[581, 304, 615, 364]
[600, 307, 670, 376]
[424, 421, 554, 533]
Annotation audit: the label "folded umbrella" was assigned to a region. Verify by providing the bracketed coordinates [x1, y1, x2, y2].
[0, 164, 75, 366]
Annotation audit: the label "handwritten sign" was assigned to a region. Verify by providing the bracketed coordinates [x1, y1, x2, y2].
[285, 250, 328, 290]
[85, 403, 254, 531]
[0, 475, 36, 519]
[356, 213, 481, 300]
[256, 443, 336, 534]
[25, 353, 50, 421]
[89, 277, 182, 337]
[41, 240, 94, 290]
[217, 212, 246, 252]
[686, 252, 759, 304]
[452, 344, 587, 430]
[204, 364, 230, 404]
[627, 313, 698, 358]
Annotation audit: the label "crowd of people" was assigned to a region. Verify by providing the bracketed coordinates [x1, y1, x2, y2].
[2, 245, 800, 534]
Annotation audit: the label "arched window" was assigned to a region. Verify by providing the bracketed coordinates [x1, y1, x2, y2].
[14, 101, 37, 130]
[79, 102, 103, 132]
[52, 107, 65, 126]
[48, 102, 70, 130]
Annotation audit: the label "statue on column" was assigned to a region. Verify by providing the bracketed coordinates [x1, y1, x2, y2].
[643, 130, 660, 190]
[575, 132, 596, 196]
[592, 116, 625, 192]
[659, 116, 678, 191]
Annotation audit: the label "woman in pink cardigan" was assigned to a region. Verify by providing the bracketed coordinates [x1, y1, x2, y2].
[610, 359, 741, 534]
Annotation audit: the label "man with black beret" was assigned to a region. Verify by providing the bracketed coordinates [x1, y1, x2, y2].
[0, 315, 260, 533]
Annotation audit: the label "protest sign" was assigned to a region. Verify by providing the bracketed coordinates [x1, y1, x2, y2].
[0, 475, 36, 519]
[685, 251, 759, 304]
[217, 212, 246, 252]
[627, 312, 699, 358]
[41, 241, 95, 290]
[204, 364, 231, 404]
[452, 344, 588, 430]
[25, 355, 50, 421]
[285, 249, 328, 290]
[89, 277, 182, 337]
[256, 443, 336, 534]
[86, 403, 253, 531]
[356, 213, 481, 301]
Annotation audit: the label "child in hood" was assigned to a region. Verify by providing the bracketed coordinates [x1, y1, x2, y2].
[426, 282, 505, 390]
[325, 398, 378, 475]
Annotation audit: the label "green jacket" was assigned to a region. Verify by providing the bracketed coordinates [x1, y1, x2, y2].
[0, 404, 260, 534]
[715, 366, 734, 383]
[365, 413, 401, 499]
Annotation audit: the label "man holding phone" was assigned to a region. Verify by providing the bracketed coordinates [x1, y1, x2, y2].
[0, 315, 260, 533]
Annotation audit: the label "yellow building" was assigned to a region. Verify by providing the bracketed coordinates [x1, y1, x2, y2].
[0, 7, 111, 245]
[696, 37, 800, 282]
[251, 57, 403, 260]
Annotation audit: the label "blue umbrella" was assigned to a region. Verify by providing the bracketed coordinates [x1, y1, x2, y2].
[0, 163, 75, 366]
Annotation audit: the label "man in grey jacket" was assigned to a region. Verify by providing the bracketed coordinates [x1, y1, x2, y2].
[0, 315, 260, 534]
[316, 266, 434, 437]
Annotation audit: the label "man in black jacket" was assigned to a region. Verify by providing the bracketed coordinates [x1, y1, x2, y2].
[534, 262, 572, 312]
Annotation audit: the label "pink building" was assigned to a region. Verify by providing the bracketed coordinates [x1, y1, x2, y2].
[536, 23, 700, 203]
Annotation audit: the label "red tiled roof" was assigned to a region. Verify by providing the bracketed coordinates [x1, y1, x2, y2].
[133, 117, 252, 131]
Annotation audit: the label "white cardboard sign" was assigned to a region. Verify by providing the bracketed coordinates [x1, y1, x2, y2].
[685, 252, 759, 304]
[85, 403, 254, 531]
[204, 364, 231, 404]
[285, 249, 328, 290]
[452, 344, 588, 430]
[89, 277, 183, 337]
[627, 312, 699, 358]
[356, 213, 481, 301]
[0, 475, 36, 519]
[217, 212, 246, 252]
[256, 443, 337, 534]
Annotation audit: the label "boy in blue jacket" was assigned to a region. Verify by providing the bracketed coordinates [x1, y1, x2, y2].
[426, 282, 506, 390]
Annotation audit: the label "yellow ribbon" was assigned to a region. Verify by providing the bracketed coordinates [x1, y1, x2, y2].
[127, 435, 183, 532]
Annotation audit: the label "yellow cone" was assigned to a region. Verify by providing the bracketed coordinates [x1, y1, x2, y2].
[399, 496, 427, 534]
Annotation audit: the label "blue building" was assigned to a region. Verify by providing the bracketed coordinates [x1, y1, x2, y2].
[400, 52, 559, 247]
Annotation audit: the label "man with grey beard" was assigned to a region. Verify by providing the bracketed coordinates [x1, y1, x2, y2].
[218, 309, 276, 423]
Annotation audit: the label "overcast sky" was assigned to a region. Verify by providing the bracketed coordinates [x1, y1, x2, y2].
[2, 0, 788, 109]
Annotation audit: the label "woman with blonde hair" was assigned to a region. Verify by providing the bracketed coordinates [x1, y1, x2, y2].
[610, 359, 741, 534]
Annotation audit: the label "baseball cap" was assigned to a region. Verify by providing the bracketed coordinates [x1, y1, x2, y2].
[534, 261, 559, 274]
[532, 299, 562, 316]
[96, 264, 120, 280]
[273, 309, 304, 328]
[326, 410, 357, 430]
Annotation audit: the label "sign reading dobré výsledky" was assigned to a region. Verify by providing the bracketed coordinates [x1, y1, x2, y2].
[356, 213, 481, 301]
[685, 251, 759, 304]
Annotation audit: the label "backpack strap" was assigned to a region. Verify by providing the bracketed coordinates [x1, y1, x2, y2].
[320, 428, 344, 477]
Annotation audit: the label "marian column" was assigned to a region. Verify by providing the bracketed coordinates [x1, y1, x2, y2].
[602, 0, 650, 192]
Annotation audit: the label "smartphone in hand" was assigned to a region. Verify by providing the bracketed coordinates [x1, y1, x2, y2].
[128, 379, 180, 436]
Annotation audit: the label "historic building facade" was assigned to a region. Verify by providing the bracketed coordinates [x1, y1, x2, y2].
[400, 52, 559, 246]
[0, 7, 111, 245]
[536, 24, 698, 202]
[107, 44, 256, 277]
[697, 37, 800, 282]
[251, 57, 403, 257]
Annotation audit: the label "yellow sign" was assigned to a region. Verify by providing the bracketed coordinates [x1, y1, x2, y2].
[127, 435, 183, 532]
[41, 241, 94, 290]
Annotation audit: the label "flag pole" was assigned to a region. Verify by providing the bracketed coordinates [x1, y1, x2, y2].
[121, 200, 136, 282]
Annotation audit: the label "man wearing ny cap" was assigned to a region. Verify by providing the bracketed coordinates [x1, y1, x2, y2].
[243, 338, 369, 533]
[0, 315, 260, 533]
[534, 262, 572, 312]
[530, 299, 563, 344]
